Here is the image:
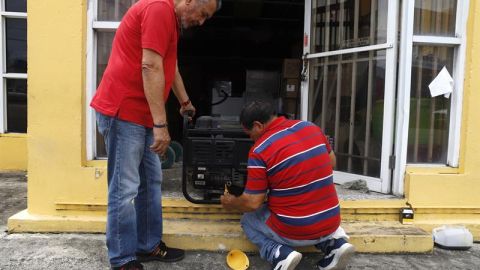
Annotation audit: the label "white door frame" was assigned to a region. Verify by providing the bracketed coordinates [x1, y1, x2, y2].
[301, 0, 399, 194]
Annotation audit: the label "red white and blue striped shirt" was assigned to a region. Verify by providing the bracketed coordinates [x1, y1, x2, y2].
[245, 116, 340, 240]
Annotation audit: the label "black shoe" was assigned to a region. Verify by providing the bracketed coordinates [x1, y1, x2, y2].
[112, 260, 144, 270]
[136, 241, 185, 263]
[271, 245, 302, 270]
[316, 238, 355, 270]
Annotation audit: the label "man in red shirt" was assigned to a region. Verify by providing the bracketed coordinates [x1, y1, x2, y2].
[221, 101, 355, 270]
[91, 0, 221, 269]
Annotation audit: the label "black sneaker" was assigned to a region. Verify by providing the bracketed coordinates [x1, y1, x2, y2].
[271, 245, 302, 270]
[112, 260, 144, 270]
[315, 238, 355, 270]
[136, 241, 185, 263]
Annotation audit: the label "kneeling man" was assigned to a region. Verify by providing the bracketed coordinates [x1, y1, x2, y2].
[221, 101, 354, 270]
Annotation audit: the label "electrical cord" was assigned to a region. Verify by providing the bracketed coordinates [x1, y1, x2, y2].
[211, 89, 229, 106]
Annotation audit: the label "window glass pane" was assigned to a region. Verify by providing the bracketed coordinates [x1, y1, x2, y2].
[96, 31, 115, 86]
[408, 46, 454, 163]
[6, 18, 27, 73]
[6, 79, 27, 133]
[5, 0, 27, 12]
[311, 0, 388, 53]
[96, 127, 107, 158]
[308, 50, 386, 177]
[414, 0, 456, 36]
[97, 0, 138, 21]
[95, 31, 115, 158]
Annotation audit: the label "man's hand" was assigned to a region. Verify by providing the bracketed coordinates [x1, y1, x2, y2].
[180, 102, 196, 119]
[150, 127, 171, 155]
[220, 192, 236, 211]
[221, 191, 265, 212]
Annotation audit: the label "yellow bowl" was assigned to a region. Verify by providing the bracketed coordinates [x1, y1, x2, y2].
[226, 249, 249, 270]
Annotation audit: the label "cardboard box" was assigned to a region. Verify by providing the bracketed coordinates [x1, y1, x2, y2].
[282, 59, 301, 78]
[283, 78, 299, 98]
[282, 98, 297, 116]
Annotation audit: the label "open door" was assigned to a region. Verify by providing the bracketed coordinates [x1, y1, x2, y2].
[300, 0, 398, 193]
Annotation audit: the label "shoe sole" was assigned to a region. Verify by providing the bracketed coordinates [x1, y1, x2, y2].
[274, 251, 302, 270]
[136, 253, 185, 263]
[326, 243, 355, 270]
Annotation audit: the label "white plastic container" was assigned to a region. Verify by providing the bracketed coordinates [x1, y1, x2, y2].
[432, 225, 473, 250]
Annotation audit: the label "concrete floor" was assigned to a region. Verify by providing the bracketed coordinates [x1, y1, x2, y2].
[2, 171, 480, 270]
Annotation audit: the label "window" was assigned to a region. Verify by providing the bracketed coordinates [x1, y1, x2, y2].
[0, 0, 27, 133]
[396, 0, 467, 166]
[86, 0, 137, 159]
[405, 1, 461, 164]
[392, 0, 468, 194]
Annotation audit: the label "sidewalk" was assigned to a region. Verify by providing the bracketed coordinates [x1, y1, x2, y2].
[1, 172, 480, 270]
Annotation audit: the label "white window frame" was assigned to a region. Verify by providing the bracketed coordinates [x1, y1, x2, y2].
[392, 0, 470, 195]
[0, 2, 27, 134]
[86, 0, 120, 160]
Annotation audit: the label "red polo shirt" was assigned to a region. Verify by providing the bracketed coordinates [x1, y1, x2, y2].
[245, 117, 340, 240]
[90, 0, 178, 128]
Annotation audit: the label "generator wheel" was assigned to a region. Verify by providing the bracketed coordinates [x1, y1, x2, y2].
[169, 140, 183, 162]
[160, 146, 176, 169]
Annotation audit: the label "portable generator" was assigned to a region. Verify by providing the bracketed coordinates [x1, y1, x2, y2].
[182, 114, 253, 204]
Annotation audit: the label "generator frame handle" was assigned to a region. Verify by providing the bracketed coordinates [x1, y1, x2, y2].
[181, 112, 220, 204]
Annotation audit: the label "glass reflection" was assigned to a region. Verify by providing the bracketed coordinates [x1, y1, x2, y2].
[6, 18, 27, 73]
[308, 50, 386, 177]
[98, 0, 138, 21]
[7, 79, 28, 133]
[311, 0, 388, 53]
[5, 0, 27, 13]
[414, 0, 457, 36]
[408, 46, 454, 163]
[95, 31, 116, 158]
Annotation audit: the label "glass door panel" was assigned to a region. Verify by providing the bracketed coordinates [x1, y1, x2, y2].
[408, 46, 454, 163]
[304, 0, 397, 193]
[310, 0, 388, 53]
[309, 50, 385, 178]
[413, 0, 457, 36]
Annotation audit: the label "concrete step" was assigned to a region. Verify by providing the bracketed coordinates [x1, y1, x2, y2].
[9, 209, 433, 253]
[162, 218, 433, 253]
[160, 198, 432, 253]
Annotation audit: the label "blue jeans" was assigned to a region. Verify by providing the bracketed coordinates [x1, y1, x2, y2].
[241, 204, 347, 263]
[96, 112, 163, 267]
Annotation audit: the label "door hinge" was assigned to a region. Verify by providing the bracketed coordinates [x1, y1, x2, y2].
[301, 52, 309, 82]
[389, 155, 396, 170]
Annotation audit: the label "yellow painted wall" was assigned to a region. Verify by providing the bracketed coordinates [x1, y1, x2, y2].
[0, 134, 27, 171]
[405, 0, 480, 208]
[26, 0, 107, 215]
